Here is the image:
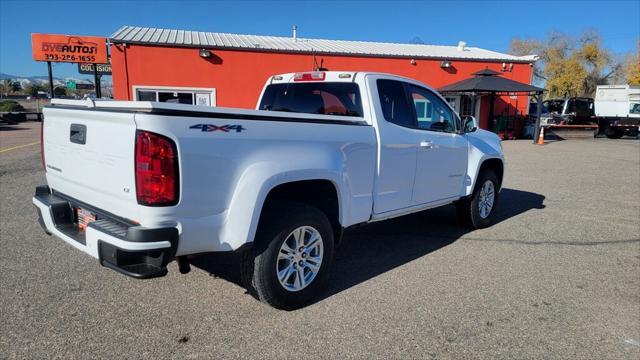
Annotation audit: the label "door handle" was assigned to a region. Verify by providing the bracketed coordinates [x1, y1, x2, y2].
[419, 140, 434, 149]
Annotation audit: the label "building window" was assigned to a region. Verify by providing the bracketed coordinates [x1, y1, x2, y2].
[460, 95, 473, 117]
[137, 90, 157, 102]
[444, 97, 457, 111]
[134, 87, 216, 106]
[158, 92, 193, 104]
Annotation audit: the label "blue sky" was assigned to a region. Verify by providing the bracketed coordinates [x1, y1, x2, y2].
[1, 0, 638, 79]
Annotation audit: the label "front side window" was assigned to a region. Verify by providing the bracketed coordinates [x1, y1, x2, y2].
[259, 82, 363, 117]
[407, 85, 455, 133]
[444, 97, 457, 111]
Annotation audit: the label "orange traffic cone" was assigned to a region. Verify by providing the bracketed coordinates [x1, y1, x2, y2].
[537, 127, 545, 145]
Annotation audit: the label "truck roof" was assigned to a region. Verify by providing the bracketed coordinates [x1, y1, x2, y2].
[595, 85, 640, 100]
[268, 71, 423, 85]
[596, 84, 640, 90]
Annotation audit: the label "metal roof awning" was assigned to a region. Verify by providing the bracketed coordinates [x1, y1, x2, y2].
[438, 68, 546, 144]
[439, 69, 544, 94]
[109, 26, 539, 63]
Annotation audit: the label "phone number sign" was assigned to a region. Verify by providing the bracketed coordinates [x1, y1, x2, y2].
[31, 33, 108, 64]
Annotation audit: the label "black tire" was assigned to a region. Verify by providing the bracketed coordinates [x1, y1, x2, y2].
[456, 170, 500, 229]
[604, 127, 623, 139]
[241, 202, 334, 310]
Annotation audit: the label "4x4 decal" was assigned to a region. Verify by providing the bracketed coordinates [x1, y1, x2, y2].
[190, 124, 246, 133]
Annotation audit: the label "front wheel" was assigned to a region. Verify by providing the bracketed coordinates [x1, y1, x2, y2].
[241, 202, 334, 310]
[457, 170, 500, 229]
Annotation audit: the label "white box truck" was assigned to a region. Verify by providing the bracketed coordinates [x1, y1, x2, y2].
[595, 85, 640, 138]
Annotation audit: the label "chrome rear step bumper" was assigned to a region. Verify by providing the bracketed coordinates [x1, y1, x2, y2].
[32, 185, 178, 279]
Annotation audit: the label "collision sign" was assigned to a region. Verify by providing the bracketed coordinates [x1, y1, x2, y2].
[31, 34, 108, 64]
[78, 63, 112, 75]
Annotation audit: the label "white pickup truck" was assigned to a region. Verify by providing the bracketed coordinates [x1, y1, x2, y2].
[33, 71, 504, 309]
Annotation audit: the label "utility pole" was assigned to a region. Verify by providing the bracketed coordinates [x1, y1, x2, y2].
[47, 61, 54, 98]
[93, 66, 101, 99]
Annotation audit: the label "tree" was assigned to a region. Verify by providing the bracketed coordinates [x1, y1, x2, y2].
[24, 83, 45, 96]
[577, 31, 619, 95]
[624, 40, 640, 85]
[0, 100, 26, 112]
[2, 79, 11, 94]
[510, 38, 546, 85]
[510, 30, 624, 98]
[53, 85, 67, 97]
[10, 81, 21, 93]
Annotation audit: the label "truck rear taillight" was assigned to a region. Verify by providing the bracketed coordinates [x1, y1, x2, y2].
[135, 130, 179, 206]
[293, 72, 326, 82]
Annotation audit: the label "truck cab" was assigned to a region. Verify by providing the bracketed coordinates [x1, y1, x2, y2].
[595, 85, 640, 138]
[539, 97, 595, 125]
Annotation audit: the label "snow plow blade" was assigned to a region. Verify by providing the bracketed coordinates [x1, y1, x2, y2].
[545, 125, 598, 140]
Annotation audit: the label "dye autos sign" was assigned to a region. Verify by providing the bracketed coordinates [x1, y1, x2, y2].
[31, 34, 107, 64]
[78, 63, 112, 75]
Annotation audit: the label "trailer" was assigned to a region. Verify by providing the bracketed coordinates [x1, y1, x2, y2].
[595, 85, 640, 139]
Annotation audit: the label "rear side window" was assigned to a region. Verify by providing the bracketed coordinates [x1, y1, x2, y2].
[259, 83, 363, 117]
[543, 100, 565, 113]
[567, 98, 594, 117]
[377, 79, 413, 128]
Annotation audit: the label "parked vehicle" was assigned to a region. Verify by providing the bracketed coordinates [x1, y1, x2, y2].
[594, 85, 640, 139]
[536, 97, 596, 125]
[33, 71, 505, 309]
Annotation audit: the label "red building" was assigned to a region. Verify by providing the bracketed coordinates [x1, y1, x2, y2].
[109, 26, 537, 130]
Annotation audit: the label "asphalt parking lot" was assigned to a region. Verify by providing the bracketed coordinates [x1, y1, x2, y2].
[1, 121, 639, 359]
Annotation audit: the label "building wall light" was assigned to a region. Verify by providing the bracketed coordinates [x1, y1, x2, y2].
[440, 60, 452, 68]
[199, 49, 211, 58]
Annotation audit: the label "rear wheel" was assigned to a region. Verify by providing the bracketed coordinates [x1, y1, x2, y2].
[457, 170, 500, 229]
[604, 127, 623, 139]
[241, 202, 334, 310]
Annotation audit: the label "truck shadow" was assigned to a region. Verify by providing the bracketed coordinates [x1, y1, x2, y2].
[190, 188, 545, 307]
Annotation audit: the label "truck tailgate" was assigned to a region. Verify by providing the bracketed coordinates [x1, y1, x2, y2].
[43, 106, 139, 218]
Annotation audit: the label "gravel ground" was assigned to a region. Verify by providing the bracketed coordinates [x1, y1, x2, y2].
[1, 123, 639, 359]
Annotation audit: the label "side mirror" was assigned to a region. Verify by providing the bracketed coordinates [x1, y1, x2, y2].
[462, 116, 477, 133]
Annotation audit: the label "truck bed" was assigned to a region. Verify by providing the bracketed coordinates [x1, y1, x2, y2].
[41, 99, 376, 256]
